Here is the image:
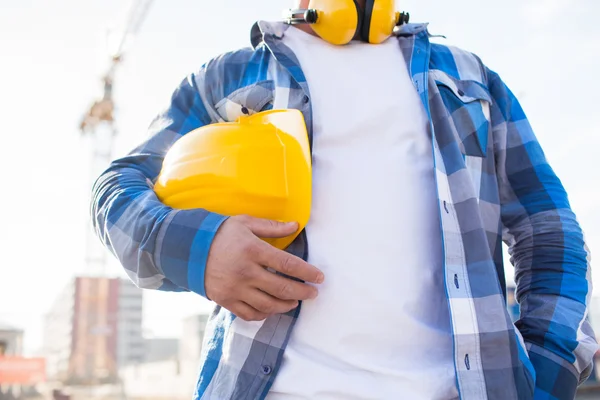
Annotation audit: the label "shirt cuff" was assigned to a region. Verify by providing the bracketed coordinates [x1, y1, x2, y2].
[154, 208, 229, 298]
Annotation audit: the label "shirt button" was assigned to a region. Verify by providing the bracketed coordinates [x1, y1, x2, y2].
[261, 365, 272, 375]
[303, 95, 310, 104]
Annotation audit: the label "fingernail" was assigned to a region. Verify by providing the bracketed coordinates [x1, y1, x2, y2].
[316, 272, 325, 284]
[310, 290, 318, 299]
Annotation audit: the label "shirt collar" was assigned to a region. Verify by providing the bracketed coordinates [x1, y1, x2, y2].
[251, 21, 288, 49]
[250, 20, 432, 49]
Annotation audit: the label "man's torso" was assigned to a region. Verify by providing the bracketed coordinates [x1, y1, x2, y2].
[266, 26, 458, 400]
[193, 21, 535, 400]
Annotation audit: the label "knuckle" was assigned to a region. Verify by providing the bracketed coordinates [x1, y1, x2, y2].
[240, 238, 258, 255]
[234, 263, 254, 280]
[233, 214, 251, 224]
[259, 300, 276, 314]
[278, 282, 293, 299]
[248, 243, 266, 263]
[279, 256, 294, 275]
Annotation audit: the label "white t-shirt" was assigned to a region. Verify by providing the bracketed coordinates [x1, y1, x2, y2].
[267, 26, 458, 400]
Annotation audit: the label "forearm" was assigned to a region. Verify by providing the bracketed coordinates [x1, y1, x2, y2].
[91, 162, 174, 290]
[507, 209, 596, 398]
[92, 161, 227, 295]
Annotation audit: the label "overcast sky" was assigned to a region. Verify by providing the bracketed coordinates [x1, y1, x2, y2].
[0, 0, 598, 354]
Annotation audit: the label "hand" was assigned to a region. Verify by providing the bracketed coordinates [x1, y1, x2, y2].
[205, 215, 324, 321]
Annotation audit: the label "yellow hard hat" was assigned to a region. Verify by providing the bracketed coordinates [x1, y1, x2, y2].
[154, 109, 312, 250]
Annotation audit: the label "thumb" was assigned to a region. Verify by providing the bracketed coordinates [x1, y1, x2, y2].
[239, 216, 299, 238]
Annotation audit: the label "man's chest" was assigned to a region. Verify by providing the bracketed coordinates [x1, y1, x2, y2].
[210, 52, 498, 209]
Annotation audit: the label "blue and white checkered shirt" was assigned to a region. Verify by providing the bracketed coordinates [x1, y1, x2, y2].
[91, 21, 597, 400]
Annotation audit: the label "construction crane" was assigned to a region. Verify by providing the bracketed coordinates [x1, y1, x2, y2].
[80, 0, 154, 134]
[80, 0, 155, 276]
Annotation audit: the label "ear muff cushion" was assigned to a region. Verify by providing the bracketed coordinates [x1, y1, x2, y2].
[309, 0, 362, 45]
[364, 0, 396, 43]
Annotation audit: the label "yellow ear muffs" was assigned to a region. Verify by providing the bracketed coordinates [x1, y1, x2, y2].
[361, 0, 398, 44]
[283, 1, 410, 46]
[284, 0, 361, 45]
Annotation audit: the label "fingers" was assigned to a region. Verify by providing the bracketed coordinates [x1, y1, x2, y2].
[257, 243, 324, 284]
[230, 301, 270, 322]
[243, 289, 299, 315]
[235, 215, 298, 238]
[254, 268, 318, 301]
[205, 214, 323, 322]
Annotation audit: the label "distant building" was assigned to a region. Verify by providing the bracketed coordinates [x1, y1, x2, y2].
[0, 321, 24, 357]
[121, 313, 209, 400]
[42, 276, 143, 384]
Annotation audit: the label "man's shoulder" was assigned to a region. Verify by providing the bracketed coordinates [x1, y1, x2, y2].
[429, 42, 488, 85]
[203, 46, 265, 75]
[194, 45, 271, 99]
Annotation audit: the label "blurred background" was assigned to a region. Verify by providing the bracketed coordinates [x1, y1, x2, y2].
[0, 0, 599, 399]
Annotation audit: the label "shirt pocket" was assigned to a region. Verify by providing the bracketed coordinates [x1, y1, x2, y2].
[432, 70, 492, 158]
[215, 80, 275, 122]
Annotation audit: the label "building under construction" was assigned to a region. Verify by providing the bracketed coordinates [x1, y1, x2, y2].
[42, 277, 143, 385]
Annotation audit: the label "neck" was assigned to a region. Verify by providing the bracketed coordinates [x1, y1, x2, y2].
[294, 24, 318, 37]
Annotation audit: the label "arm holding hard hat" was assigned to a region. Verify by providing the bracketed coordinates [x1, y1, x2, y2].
[91, 70, 323, 322]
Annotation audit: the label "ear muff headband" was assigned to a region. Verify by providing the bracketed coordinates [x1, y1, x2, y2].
[360, 0, 375, 43]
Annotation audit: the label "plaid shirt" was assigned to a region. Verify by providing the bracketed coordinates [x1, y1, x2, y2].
[91, 21, 597, 400]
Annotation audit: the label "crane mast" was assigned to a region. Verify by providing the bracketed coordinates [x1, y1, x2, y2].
[80, 0, 155, 276]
